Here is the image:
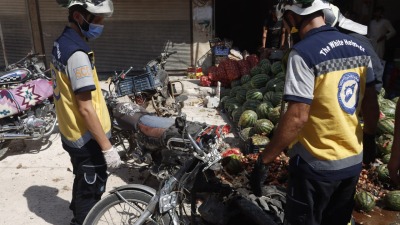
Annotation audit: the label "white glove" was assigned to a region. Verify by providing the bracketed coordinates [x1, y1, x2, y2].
[102, 146, 123, 169]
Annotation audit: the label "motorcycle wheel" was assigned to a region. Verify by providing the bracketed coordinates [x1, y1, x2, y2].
[83, 189, 173, 225]
[0, 140, 11, 160]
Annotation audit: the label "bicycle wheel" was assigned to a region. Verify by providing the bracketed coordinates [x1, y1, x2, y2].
[83, 189, 172, 225]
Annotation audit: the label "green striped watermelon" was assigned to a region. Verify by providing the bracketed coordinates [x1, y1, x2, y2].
[232, 107, 244, 125]
[355, 191, 375, 212]
[246, 89, 263, 101]
[256, 102, 273, 119]
[240, 127, 256, 141]
[235, 89, 248, 104]
[251, 74, 270, 88]
[254, 119, 274, 136]
[271, 61, 284, 75]
[238, 110, 258, 128]
[377, 118, 395, 135]
[241, 74, 251, 84]
[250, 66, 263, 77]
[243, 100, 262, 111]
[385, 191, 400, 211]
[377, 164, 390, 183]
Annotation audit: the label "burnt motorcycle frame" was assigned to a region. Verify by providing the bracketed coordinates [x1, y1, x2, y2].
[83, 114, 281, 225]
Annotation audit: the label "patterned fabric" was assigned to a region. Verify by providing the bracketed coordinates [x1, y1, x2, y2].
[0, 79, 53, 119]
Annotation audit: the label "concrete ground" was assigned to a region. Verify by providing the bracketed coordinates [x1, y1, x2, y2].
[0, 77, 238, 225]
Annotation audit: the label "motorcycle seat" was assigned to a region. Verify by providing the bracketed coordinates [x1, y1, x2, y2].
[138, 115, 175, 138]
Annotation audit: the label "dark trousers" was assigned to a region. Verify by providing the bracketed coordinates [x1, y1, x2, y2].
[64, 140, 108, 225]
[284, 172, 359, 225]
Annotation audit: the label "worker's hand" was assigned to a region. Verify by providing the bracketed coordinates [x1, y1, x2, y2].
[363, 133, 377, 165]
[249, 155, 268, 197]
[103, 146, 123, 169]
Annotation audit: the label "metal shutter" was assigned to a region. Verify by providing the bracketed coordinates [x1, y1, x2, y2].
[39, 0, 191, 77]
[0, 0, 33, 69]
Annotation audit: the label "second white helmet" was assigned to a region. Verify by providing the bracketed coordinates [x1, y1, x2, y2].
[276, 0, 330, 20]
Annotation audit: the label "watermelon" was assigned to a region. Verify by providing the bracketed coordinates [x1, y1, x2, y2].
[241, 74, 251, 84]
[242, 100, 262, 111]
[230, 86, 246, 98]
[219, 96, 230, 108]
[254, 119, 274, 136]
[222, 155, 244, 175]
[256, 102, 273, 119]
[251, 134, 270, 146]
[268, 106, 282, 124]
[242, 81, 255, 90]
[259, 58, 271, 66]
[239, 127, 256, 141]
[270, 92, 283, 107]
[232, 107, 244, 125]
[271, 61, 283, 75]
[275, 71, 285, 80]
[265, 77, 284, 92]
[381, 153, 391, 164]
[238, 110, 258, 128]
[376, 134, 393, 156]
[377, 118, 395, 135]
[235, 89, 248, 104]
[251, 74, 270, 88]
[250, 66, 263, 77]
[385, 191, 400, 211]
[354, 191, 376, 212]
[260, 62, 271, 74]
[246, 89, 264, 101]
[377, 164, 390, 183]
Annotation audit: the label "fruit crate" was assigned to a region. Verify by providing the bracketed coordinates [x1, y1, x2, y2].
[116, 70, 159, 97]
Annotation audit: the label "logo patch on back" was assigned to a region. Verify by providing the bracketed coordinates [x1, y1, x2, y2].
[338, 72, 360, 115]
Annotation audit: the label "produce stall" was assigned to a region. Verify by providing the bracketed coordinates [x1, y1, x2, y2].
[204, 50, 400, 224]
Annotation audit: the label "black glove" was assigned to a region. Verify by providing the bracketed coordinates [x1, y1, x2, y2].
[363, 132, 377, 165]
[249, 156, 268, 197]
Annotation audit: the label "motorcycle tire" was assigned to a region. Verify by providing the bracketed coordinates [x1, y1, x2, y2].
[83, 189, 173, 225]
[228, 196, 279, 225]
[0, 140, 11, 160]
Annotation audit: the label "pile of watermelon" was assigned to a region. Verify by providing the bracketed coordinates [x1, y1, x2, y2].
[353, 88, 400, 212]
[219, 56, 285, 150]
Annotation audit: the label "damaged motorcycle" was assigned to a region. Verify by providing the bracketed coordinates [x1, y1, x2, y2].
[0, 52, 57, 159]
[114, 49, 184, 117]
[83, 113, 286, 225]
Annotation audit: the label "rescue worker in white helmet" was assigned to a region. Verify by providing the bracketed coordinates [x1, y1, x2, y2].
[249, 0, 379, 225]
[50, 1, 121, 224]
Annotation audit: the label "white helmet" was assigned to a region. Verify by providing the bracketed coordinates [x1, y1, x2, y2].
[323, 4, 367, 35]
[276, 0, 330, 20]
[57, 0, 114, 17]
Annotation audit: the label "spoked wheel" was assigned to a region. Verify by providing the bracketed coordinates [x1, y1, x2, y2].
[83, 189, 172, 225]
[0, 140, 12, 160]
